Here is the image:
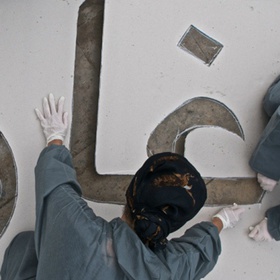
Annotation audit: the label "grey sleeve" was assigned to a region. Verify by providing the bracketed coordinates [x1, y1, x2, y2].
[35, 145, 82, 198]
[161, 222, 221, 280]
[266, 204, 280, 240]
[33, 146, 114, 279]
[1, 231, 37, 280]
[34, 145, 83, 256]
[249, 106, 280, 181]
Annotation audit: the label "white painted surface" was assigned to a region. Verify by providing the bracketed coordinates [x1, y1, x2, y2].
[0, 1, 280, 280]
[0, 0, 82, 268]
[97, 1, 280, 279]
[97, 0, 280, 175]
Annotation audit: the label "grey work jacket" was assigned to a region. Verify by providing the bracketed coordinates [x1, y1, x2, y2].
[249, 106, 280, 181]
[2, 145, 222, 280]
[266, 205, 280, 241]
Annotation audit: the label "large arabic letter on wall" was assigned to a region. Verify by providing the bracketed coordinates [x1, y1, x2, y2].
[70, 0, 263, 206]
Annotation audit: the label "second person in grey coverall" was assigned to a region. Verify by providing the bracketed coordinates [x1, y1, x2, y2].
[249, 76, 280, 241]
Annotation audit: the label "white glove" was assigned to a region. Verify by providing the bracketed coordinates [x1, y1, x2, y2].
[257, 173, 277, 192]
[213, 204, 245, 229]
[248, 218, 274, 242]
[35, 93, 68, 144]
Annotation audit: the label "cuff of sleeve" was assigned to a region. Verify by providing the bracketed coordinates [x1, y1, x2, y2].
[47, 134, 65, 145]
[213, 214, 228, 229]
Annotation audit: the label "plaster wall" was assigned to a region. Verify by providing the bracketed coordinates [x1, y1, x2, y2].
[0, 1, 280, 280]
[97, 0, 278, 176]
[0, 0, 82, 268]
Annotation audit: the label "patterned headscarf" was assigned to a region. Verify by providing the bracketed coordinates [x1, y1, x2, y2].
[126, 152, 207, 250]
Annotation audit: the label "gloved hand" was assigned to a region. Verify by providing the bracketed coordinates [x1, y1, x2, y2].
[257, 173, 277, 192]
[248, 218, 274, 241]
[213, 204, 245, 229]
[35, 93, 68, 144]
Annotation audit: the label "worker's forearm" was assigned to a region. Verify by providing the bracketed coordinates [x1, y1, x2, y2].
[47, 139, 63, 146]
[212, 217, 223, 233]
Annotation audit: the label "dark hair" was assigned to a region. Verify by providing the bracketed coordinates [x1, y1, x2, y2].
[125, 152, 206, 250]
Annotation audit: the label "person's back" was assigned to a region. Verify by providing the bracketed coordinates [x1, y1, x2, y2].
[33, 145, 220, 280]
[1, 94, 245, 280]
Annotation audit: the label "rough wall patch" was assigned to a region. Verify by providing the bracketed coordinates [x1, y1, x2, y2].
[178, 25, 223, 66]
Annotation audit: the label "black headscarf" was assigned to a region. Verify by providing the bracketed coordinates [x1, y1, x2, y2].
[126, 152, 207, 250]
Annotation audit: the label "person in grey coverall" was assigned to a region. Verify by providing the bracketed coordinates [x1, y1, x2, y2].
[249, 77, 280, 242]
[1, 94, 245, 280]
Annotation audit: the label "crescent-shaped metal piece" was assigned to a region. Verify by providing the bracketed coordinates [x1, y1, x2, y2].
[147, 96, 244, 156]
[146, 97, 263, 205]
[0, 132, 17, 237]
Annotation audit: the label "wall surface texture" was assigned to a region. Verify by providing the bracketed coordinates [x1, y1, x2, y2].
[1, 1, 280, 279]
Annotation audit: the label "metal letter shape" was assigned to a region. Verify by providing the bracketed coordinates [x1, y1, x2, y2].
[70, 1, 263, 205]
[0, 132, 17, 237]
[147, 97, 263, 205]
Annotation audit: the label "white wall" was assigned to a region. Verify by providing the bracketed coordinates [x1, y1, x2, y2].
[98, 1, 280, 279]
[97, 0, 280, 177]
[1, 1, 280, 279]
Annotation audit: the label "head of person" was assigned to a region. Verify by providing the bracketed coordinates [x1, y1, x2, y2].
[124, 152, 207, 251]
